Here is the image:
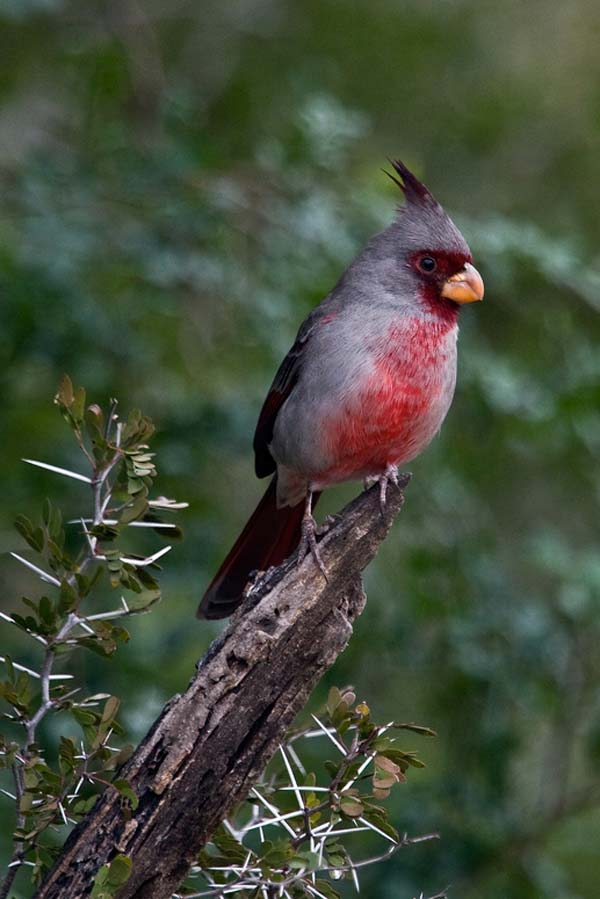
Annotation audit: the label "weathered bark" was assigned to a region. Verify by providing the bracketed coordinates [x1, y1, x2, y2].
[35, 477, 409, 899]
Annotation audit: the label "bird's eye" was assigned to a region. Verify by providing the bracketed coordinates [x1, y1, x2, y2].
[418, 255, 437, 273]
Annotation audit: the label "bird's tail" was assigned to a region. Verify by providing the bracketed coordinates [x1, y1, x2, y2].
[197, 478, 320, 620]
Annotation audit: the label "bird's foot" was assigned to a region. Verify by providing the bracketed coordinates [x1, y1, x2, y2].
[377, 464, 400, 514]
[316, 513, 341, 536]
[298, 509, 328, 580]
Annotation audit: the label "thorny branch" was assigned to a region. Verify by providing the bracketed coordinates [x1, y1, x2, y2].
[34, 479, 411, 899]
[173, 706, 442, 899]
[0, 413, 125, 897]
[0, 391, 186, 898]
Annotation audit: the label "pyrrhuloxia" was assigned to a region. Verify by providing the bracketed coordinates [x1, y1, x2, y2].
[198, 160, 484, 619]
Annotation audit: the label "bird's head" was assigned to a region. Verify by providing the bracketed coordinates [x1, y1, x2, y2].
[358, 159, 484, 317]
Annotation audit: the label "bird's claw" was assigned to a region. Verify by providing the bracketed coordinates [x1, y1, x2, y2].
[298, 512, 328, 580]
[378, 464, 400, 515]
[316, 513, 341, 536]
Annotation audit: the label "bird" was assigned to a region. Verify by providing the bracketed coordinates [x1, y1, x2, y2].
[197, 159, 484, 620]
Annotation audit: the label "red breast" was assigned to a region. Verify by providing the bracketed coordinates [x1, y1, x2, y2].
[314, 315, 458, 486]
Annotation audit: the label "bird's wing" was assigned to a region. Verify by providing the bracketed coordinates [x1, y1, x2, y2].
[253, 315, 318, 478]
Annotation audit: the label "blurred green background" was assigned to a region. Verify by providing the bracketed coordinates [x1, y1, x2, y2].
[1, 0, 600, 896]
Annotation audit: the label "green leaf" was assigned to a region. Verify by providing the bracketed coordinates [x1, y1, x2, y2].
[91, 854, 132, 898]
[110, 625, 130, 645]
[324, 760, 339, 778]
[135, 567, 160, 591]
[85, 404, 106, 443]
[101, 695, 120, 724]
[47, 537, 70, 568]
[54, 376, 89, 431]
[401, 754, 426, 768]
[119, 491, 148, 525]
[11, 613, 42, 636]
[35, 763, 61, 790]
[392, 723, 437, 737]
[327, 686, 343, 717]
[121, 411, 155, 448]
[259, 838, 293, 869]
[212, 824, 248, 863]
[302, 850, 321, 870]
[76, 566, 103, 597]
[374, 754, 401, 774]
[43, 500, 64, 543]
[77, 637, 114, 658]
[73, 708, 97, 727]
[19, 791, 34, 813]
[55, 374, 74, 409]
[15, 672, 33, 710]
[127, 477, 145, 495]
[71, 795, 99, 816]
[14, 513, 33, 541]
[339, 797, 363, 817]
[112, 779, 139, 810]
[3, 655, 15, 682]
[106, 854, 132, 887]
[104, 744, 134, 771]
[15, 514, 44, 552]
[380, 748, 426, 769]
[23, 767, 41, 789]
[331, 701, 350, 730]
[58, 737, 77, 775]
[59, 579, 79, 612]
[72, 385, 87, 425]
[39, 595, 55, 627]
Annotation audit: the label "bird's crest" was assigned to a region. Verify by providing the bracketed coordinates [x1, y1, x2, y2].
[384, 159, 436, 207]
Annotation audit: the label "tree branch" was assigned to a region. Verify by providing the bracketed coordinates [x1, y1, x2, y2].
[35, 477, 409, 899]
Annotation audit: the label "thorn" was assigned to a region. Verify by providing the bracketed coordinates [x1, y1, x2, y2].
[309, 714, 348, 755]
[358, 815, 398, 844]
[0, 657, 73, 681]
[9, 553, 61, 587]
[22, 458, 92, 483]
[148, 497, 189, 510]
[119, 545, 172, 566]
[69, 518, 177, 529]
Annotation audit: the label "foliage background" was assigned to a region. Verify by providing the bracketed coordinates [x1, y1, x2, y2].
[1, 0, 600, 896]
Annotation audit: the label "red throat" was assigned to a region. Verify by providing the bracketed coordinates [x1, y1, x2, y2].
[419, 287, 461, 323]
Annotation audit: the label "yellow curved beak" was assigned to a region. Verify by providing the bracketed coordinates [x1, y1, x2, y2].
[441, 262, 484, 304]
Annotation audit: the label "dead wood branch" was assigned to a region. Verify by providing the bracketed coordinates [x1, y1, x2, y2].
[35, 477, 409, 899]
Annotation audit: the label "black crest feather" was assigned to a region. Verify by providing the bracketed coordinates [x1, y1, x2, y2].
[384, 158, 435, 206]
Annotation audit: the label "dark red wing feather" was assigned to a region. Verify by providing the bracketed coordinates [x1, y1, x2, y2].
[253, 319, 316, 478]
[199, 315, 324, 619]
[253, 389, 292, 478]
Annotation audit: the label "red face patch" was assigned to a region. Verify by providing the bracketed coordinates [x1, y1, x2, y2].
[407, 249, 472, 318]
